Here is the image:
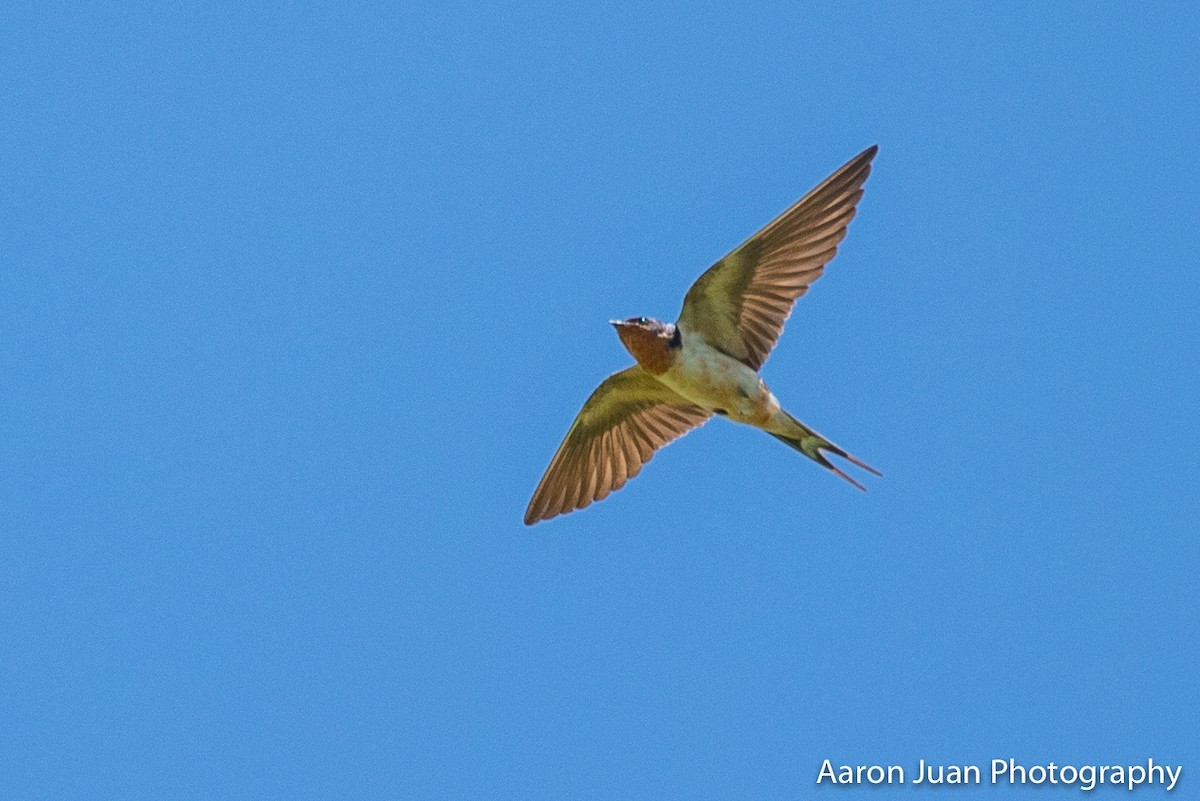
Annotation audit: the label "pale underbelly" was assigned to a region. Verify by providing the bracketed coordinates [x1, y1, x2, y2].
[659, 353, 779, 427]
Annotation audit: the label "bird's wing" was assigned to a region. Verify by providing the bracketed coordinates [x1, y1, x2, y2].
[677, 145, 877, 370]
[525, 366, 711, 525]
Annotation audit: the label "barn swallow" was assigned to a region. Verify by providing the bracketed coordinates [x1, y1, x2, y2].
[525, 146, 881, 525]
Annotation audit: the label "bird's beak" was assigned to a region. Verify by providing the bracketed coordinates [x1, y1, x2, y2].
[609, 319, 626, 328]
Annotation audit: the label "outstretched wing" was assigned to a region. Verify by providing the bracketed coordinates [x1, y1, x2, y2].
[677, 145, 877, 370]
[525, 366, 711, 525]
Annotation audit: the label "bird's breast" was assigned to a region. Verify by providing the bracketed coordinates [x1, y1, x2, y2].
[660, 337, 777, 425]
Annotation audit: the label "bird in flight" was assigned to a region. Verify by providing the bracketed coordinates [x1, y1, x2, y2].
[525, 146, 881, 525]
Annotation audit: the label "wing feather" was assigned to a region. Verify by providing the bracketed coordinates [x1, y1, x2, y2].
[677, 146, 877, 369]
[524, 366, 711, 524]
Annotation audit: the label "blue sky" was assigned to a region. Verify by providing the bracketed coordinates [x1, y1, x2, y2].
[3, 2, 1198, 798]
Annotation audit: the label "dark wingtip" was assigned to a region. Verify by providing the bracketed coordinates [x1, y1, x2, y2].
[842, 145, 878, 176]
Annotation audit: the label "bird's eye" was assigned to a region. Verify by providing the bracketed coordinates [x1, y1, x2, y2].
[637, 317, 647, 324]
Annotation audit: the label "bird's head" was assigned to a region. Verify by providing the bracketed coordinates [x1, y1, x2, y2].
[610, 317, 681, 374]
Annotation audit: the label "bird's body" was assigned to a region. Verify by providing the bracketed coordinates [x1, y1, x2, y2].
[651, 322, 780, 428]
[525, 146, 882, 525]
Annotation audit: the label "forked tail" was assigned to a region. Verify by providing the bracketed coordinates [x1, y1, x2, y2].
[769, 412, 882, 491]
